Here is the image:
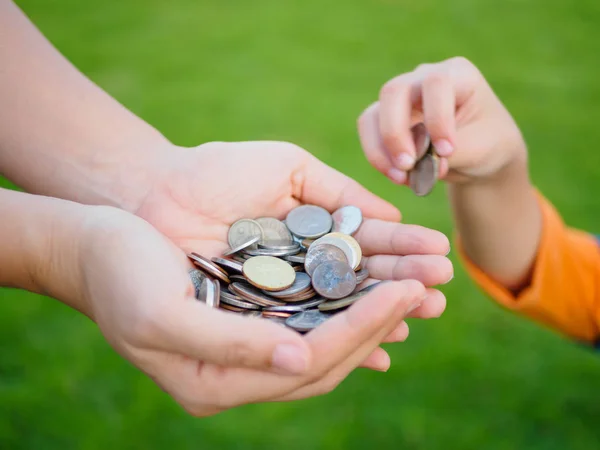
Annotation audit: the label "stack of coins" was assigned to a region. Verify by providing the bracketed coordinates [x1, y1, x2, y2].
[408, 123, 439, 197]
[187, 205, 378, 333]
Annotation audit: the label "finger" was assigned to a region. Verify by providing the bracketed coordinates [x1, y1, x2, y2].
[438, 157, 450, 179]
[354, 218, 450, 256]
[422, 72, 457, 157]
[278, 281, 425, 401]
[382, 321, 410, 343]
[379, 75, 420, 171]
[358, 104, 407, 185]
[186, 280, 425, 408]
[358, 347, 391, 372]
[363, 254, 453, 286]
[299, 153, 401, 222]
[406, 288, 447, 319]
[155, 300, 312, 375]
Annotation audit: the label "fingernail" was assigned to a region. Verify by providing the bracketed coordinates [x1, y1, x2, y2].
[434, 139, 454, 157]
[272, 344, 309, 374]
[396, 153, 415, 171]
[387, 168, 407, 184]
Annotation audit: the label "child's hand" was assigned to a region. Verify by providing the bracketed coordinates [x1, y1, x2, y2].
[357, 57, 527, 185]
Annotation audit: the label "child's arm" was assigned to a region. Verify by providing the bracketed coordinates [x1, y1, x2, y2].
[357, 57, 600, 343]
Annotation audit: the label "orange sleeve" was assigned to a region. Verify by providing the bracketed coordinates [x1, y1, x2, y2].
[457, 193, 600, 344]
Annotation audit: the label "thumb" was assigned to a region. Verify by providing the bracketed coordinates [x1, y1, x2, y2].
[299, 154, 401, 222]
[155, 299, 312, 375]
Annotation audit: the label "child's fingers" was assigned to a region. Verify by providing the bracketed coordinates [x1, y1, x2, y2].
[378, 74, 420, 171]
[358, 103, 407, 184]
[422, 71, 457, 157]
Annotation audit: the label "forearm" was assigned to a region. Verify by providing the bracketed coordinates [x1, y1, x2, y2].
[0, 1, 170, 211]
[0, 187, 90, 314]
[448, 155, 542, 291]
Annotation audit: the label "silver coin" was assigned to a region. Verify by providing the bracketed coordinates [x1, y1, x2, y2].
[240, 310, 262, 318]
[331, 206, 363, 235]
[229, 282, 286, 307]
[255, 217, 292, 242]
[411, 122, 431, 161]
[229, 274, 247, 283]
[258, 239, 298, 250]
[310, 233, 361, 270]
[311, 261, 357, 300]
[285, 310, 332, 332]
[188, 269, 206, 299]
[223, 235, 261, 256]
[198, 277, 218, 308]
[409, 152, 439, 197]
[263, 297, 325, 312]
[263, 272, 311, 298]
[220, 292, 260, 310]
[243, 245, 300, 257]
[304, 243, 348, 276]
[228, 219, 264, 249]
[284, 253, 306, 264]
[211, 257, 244, 274]
[318, 281, 381, 312]
[285, 205, 333, 239]
[188, 253, 230, 283]
[355, 267, 370, 284]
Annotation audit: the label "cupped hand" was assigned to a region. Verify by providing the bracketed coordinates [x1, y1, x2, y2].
[357, 57, 527, 185]
[79, 206, 438, 417]
[135, 140, 452, 328]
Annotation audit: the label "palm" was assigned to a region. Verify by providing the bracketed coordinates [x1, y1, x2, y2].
[137, 141, 342, 255]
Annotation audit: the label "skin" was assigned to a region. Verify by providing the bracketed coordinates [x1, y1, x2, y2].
[358, 57, 541, 292]
[0, 1, 453, 415]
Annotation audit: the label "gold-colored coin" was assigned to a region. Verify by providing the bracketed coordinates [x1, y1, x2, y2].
[242, 256, 296, 292]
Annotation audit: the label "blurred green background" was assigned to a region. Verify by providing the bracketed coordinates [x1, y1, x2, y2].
[2, 0, 600, 448]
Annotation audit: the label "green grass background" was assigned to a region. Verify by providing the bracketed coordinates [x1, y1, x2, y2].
[2, 0, 600, 448]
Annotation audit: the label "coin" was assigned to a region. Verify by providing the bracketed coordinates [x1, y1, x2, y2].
[331, 206, 363, 235]
[409, 152, 439, 197]
[228, 219, 264, 249]
[285, 310, 332, 332]
[311, 261, 357, 300]
[309, 234, 361, 271]
[220, 292, 260, 310]
[211, 257, 244, 274]
[264, 272, 311, 298]
[255, 217, 292, 242]
[411, 122, 431, 161]
[262, 311, 293, 319]
[286, 205, 333, 239]
[258, 239, 297, 250]
[223, 235, 261, 256]
[243, 256, 296, 291]
[229, 282, 286, 307]
[220, 304, 246, 313]
[188, 269, 206, 299]
[243, 245, 301, 257]
[318, 281, 381, 312]
[198, 277, 219, 308]
[263, 296, 325, 312]
[229, 274, 247, 283]
[300, 238, 315, 249]
[355, 267, 370, 284]
[211, 278, 221, 308]
[240, 310, 262, 318]
[188, 253, 231, 283]
[304, 243, 348, 276]
[284, 253, 306, 264]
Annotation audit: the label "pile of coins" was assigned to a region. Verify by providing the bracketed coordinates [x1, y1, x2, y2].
[187, 205, 378, 333]
[408, 123, 439, 197]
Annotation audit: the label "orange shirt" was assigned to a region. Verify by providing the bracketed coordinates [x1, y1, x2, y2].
[458, 194, 600, 345]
